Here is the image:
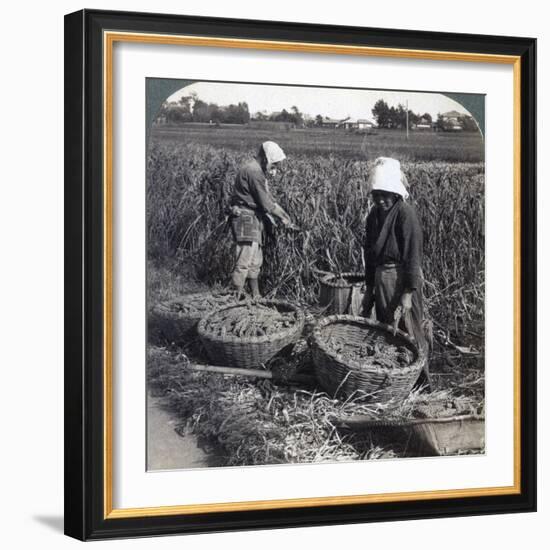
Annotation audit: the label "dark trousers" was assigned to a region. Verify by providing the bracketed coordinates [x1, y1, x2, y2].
[374, 264, 431, 388]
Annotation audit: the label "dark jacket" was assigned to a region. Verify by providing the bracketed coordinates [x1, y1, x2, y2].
[364, 200, 423, 290]
[230, 159, 277, 243]
[231, 159, 277, 214]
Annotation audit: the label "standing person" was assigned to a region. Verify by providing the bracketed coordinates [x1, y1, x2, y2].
[362, 157, 431, 388]
[228, 141, 293, 299]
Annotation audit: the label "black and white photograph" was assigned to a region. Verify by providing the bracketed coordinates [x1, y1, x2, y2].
[146, 79, 486, 470]
[0, 0, 544, 545]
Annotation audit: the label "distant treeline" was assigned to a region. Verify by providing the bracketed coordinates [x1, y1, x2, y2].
[372, 99, 478, 132]
[159, 93, 252, 124]
[158, 94, 308, 126]
[371, 99, 431, 129]
[157, 93, 477, 131]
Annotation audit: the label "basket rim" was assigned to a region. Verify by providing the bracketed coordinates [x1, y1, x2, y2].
[311, 314, 423, 374]
[153, 291, 235, 315]
[320, 271, 365, 289]
[197, 298, 305, 345]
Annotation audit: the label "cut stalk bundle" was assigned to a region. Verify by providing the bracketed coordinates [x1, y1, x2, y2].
[201, 302, 297, 339]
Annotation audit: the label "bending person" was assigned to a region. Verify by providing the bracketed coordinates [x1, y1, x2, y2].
[228, 141, 293, 299]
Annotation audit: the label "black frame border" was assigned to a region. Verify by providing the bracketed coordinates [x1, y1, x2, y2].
[64, 9, 536, 541]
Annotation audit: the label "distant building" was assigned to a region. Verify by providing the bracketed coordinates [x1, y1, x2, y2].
[341, 117, 377, 131]
[440, 110, 464, 131]
[412, 116, 432, 131]
[321, 117, 343, 128]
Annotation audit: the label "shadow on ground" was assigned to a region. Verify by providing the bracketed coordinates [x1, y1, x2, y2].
[33, 515, 64, 533]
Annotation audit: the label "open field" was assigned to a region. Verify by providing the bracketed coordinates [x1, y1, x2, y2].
[152, 124, 484, 162]
[146, 126, 485, 466]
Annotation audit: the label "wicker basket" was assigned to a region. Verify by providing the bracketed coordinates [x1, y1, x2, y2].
[319, 272, 365, 315]
[148, 291, 235, 345]
[410, 415, 485, 456]
[311, 315, 425, 403]
[332, 414, 485, 456]
[197, 300, 305, 369]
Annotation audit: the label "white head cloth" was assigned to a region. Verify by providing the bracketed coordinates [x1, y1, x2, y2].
[368, 157, 409, 199]
[262, 141, 286, 165]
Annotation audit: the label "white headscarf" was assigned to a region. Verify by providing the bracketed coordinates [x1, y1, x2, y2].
[368, 157, 409, 199]
[262, 141, 286, 165]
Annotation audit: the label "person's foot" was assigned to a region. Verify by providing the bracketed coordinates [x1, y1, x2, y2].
[229, 285, 245, 301]
[248, 279, 262, 300]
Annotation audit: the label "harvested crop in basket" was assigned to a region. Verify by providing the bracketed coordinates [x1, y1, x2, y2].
[168, 292, 234, 315]
[203, 303, 297, 339]
[326, 333, 414, 368]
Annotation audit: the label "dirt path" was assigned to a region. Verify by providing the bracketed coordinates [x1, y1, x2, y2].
[147, 394, 223, 470]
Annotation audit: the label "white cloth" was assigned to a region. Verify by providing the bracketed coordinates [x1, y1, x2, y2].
[262, 141, 286, 165]
[368, 157, 409, 199]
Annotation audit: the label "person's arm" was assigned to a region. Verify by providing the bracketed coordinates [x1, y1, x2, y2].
[362, 212, 376, 315]
[248, 170, 277, 214]
[397, 203, 423, 310]
[248, 170, 293, 225]
[363, 212, 377, 288]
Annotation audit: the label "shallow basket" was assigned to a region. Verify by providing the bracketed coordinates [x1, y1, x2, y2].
[197, 299, 305, 369]
[334, 414, 485, 456]
[311, 315, 425, 403]
[319, 272, 365, 315]
[410, 415, 485, 456]
[148, 291, 235, 345]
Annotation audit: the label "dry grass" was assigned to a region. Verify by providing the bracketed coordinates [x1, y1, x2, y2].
[148, 343, 483, 466]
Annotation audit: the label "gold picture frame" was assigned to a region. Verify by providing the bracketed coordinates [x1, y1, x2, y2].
[65, 9, 536, 540]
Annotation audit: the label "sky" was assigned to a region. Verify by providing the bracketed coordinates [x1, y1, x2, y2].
[166, 81, 473, 121]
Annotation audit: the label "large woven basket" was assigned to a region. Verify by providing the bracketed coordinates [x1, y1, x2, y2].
[197, 299, 305, 369]
[319, 272, 365, 315]
[148, 291, 235, 346]
[311, 315, 425, 403]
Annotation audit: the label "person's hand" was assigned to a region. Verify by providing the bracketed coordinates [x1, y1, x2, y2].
[400, 291, 413, 313]
[281, 217, 298, 230]
[272, 204, 293, 228]
[286, 220, 300, 231]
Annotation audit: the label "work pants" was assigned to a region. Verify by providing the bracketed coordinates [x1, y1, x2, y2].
[374, 264, 428, 355]
[231, 241, 263, 289]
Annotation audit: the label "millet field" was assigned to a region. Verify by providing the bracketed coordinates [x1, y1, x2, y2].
[146, 126, 485, 465]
